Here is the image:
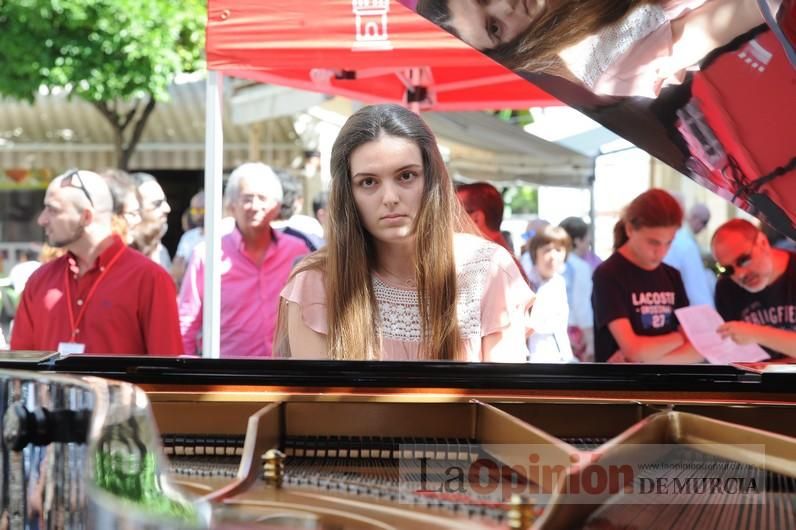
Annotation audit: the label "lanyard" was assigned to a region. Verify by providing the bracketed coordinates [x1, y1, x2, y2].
[63, 246, 126, 341]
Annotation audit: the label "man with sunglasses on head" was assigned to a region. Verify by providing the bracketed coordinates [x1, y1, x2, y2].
[10, 169, 183, 356]
[712, 219, 796, 359]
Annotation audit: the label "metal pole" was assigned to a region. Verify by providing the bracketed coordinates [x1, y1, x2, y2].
[202, 71, 223, 359]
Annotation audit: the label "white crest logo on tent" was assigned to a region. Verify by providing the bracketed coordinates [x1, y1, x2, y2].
[352, 0, 393, 51]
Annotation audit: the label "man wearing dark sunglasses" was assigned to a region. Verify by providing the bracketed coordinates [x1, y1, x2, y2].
[712, 219, 796, 359]
[10, 169, 183, 356]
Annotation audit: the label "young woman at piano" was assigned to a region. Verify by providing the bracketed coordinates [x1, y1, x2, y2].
[275, 104, 533, 361]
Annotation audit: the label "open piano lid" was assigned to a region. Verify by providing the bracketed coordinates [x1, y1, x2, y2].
[408, 0, 796, 238]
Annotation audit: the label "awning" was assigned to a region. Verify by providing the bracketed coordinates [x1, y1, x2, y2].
[0, 79, 302, 172]
[424, 112, 593, 187]
[224, 84, 594, 187]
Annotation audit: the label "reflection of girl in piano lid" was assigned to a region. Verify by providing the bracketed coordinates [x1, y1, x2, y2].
[275, 104, 534, 362]
[416, 0, 777, 98]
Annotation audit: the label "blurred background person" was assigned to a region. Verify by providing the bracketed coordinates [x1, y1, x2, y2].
[687, 202, 711, 237]
[8, 246, 42, 296]
[559, 216, 595, 361]
[0, 253, 16, 342]
[131, 172, 172, 270]
[312, 191, 330, 246]
[524, 225, 574, 363]
[519, 218, 550, 273]
[663, 195, 715, 307]
[172, 190, 205, 288]
[455, 182, 513, 253]
[274, 171, 322, 251]
[101, 168, 142, 246]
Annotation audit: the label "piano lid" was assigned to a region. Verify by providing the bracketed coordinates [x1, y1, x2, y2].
[412, 0, 796, 238]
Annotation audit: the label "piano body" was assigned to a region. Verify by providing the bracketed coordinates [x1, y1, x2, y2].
[1, 357, 795, 529]
[2, 1, 796, 529]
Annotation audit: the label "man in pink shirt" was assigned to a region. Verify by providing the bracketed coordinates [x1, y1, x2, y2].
[178, 163, 310, 357]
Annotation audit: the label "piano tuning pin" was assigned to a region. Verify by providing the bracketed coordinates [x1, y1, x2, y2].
[507, 494, 536, 530]
[262, 448, 286, 488]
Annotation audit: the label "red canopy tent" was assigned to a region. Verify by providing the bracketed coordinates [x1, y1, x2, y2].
[199, 0, 561, 357]
[205, 0, 559, 110]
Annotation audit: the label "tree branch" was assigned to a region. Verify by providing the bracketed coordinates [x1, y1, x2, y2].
[120, 95, 157, 169]
[91, 100, 119, 128]
[119, 100, 140, 131]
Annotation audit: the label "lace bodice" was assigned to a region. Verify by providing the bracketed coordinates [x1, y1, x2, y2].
[279, 233, 534, 361]
[373, 243, 496, 341]
[559, 4, 667, 90]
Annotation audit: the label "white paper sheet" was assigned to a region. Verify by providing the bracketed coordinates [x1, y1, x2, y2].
[675, 305, 770, 364]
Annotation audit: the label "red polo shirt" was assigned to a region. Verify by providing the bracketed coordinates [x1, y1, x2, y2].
[11, 235, 183, 355]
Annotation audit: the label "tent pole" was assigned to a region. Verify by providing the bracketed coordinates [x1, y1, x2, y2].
[202, 71, 224, 359]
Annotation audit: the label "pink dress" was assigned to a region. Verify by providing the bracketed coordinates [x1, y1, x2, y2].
[279, 233, 533, 362]
[558, 0, 711, 97]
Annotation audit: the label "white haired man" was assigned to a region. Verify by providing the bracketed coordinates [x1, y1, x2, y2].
[687, 203, 711, 236]
[178, 163, 310, 357]
[11, 169, 183, 355]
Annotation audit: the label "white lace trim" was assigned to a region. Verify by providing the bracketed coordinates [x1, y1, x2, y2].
[373, 243, 497, 342]
[558, 4, 667, 89]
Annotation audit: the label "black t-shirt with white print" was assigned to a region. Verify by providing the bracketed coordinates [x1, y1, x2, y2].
[715, 252, 796, 360]
[592, 252, 690, 362]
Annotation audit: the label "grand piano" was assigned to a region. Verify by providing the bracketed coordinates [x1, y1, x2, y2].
[2, 0, 796, 529]
[1, 355, 795, 529]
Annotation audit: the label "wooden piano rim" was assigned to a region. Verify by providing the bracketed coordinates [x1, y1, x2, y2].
[138, 384, 796, 406]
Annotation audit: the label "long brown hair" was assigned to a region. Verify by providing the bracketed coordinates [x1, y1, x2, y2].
[417, 0, 657, 78]
[279, 104, 473, 360]
[613, 188, 683, 250]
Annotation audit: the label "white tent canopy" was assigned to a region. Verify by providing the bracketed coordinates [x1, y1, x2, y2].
[225, 84, 594, 188]
[423, 112, 593, 188]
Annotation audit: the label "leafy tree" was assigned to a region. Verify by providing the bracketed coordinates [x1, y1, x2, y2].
[0, 0, 205, 169]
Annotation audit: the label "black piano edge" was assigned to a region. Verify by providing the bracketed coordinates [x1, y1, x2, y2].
[1, 355, 794, 393]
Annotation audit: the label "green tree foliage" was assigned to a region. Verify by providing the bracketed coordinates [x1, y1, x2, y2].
[493, 109, 534, 127]
[0, 0, 205, 169]
[506, 185, 538, 215]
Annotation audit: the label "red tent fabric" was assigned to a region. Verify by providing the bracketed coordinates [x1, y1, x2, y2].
[205, 0, 559, 110]
[691, 29, 796, 232]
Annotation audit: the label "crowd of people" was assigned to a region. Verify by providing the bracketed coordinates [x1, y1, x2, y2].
[1, 103, 794, 363]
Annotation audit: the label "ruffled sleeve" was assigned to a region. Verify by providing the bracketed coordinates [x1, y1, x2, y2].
[280, 268, 328, 335]
[480, 246, 535, 337]
[594, 0, 711, 97]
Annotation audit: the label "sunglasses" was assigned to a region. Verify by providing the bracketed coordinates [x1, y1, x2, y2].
[189, 207, 205, 217]
[60, 169, 94, 207]
[715, 240, 756, 278]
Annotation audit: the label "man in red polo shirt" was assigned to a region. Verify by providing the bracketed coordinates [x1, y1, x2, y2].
[11, 169, 183, 355]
